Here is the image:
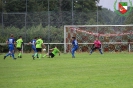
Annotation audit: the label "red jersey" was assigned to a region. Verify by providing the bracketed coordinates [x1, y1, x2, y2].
[94, 40, 101, 48]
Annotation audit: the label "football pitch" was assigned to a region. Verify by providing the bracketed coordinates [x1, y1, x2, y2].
[0, 52, 133, 88]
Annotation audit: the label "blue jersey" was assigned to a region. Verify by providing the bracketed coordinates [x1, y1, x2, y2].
[31, 39, 36, 48]
[8, 38, 15, 46]
[72, 40, 78, 47]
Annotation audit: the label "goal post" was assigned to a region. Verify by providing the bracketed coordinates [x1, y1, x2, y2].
[64, 25, 133, 53]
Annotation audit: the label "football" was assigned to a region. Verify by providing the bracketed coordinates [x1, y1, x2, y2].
[42, 48, 46, 51]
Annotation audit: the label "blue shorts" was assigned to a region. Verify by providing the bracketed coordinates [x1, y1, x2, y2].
[32, 46, 37, 52]
[72, 46, 78, 51]
[8, 45, 14, 51]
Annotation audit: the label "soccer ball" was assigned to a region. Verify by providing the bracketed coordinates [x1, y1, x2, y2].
[42, 48, 46, 51]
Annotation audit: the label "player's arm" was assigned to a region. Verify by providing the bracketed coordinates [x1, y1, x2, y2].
[14, 41, 16, 47]
[16, 40, 18, 45]
[49, 48, 54, 51]
[22, 41, 24, 46]
[15, 40, 17, 46]
[72, 41, 74, 46]
[98, 41, 102, 48]
[99, 44, 102, 48]
[6, 40, 8, 44]
[42, 43, 46, 49]
[27, 42, 31, 45]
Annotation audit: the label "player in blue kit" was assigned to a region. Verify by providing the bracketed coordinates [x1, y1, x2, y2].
[28, 37, 38, 58]
[4, 34, 16, 60]
[71, 37, 78, 58]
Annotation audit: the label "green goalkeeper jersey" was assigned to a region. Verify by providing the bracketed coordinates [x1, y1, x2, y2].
[52, 47, 60, 55]
[36, 38, 43, 48]
[16, 38, 23, 48]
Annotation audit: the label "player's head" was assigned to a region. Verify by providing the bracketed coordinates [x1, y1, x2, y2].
[10, 34, 14, 37]
[72, 37, 76, 40]
[34, 37, 37, 39]
[95, 37, 99, 40]
[19, 36, 22, 39]
[38, 36, 42, 39]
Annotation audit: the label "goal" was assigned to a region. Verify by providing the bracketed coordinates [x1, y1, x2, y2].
[64, 25, 133, 53]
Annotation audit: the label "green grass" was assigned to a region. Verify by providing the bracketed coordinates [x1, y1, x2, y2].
[0, 52, 133, 88]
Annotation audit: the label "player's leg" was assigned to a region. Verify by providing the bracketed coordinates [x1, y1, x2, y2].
[71, 47, 75, 58]
[34, 47, 39, 58]
[17, 48, 19, 58]
[4, 45, 12, 59]
[32, 47, 35, 57]
[34, 48, 42, 59]
[38, 48, 42, 59]
[4, 51, 11, 59]
[4, 45, 16, 60]
[36, 49, 39, 58]
[33, 48, 39, 60]
[35, 48, 39, 58]
[9, 51, 12, 57]
[98, 48, 103, 54]
[43, 53, 49, 58]
[11, 49, 16, 60]
[11, 46, 16, 59]
[90, 47, 97, 54]
[71, 47, 78, 58]
[19, 48, 22, 58]
[17, 48, 21, 58]
[32, 47, 39, 58]
[51, 53, 55, 58]
[9, 45, 14, 57]
[49, 53, 53, 58]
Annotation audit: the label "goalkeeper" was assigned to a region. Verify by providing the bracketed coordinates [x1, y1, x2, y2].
[90, 37, 103, 55]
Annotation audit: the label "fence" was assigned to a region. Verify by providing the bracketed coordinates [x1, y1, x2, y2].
[1, 42, 133, 53]
[0, 0, 132, 53]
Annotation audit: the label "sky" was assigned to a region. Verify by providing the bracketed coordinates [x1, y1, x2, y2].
[99, 0, 133, 11]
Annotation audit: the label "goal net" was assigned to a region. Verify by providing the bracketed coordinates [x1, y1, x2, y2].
[64, 25, 133, 53]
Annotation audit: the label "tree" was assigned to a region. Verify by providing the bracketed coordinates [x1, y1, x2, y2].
[1, 0, 101, 28]
[124, 7, 133, 24]
[98, 8, 116, 25]
[86, 18, 97, 25]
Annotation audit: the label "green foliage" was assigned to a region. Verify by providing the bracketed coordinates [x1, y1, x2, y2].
[74, 0, 98, 11]
[124, 7, 133, 24]
[1, 0, 100, 27]
[3, 0, 26, 12]
[86, 18, 97, 25]
[0, 0, 2, 12]
[99, 8, 116, 24]
[1, 0, 132, 26]
[112, 13, 126, 25]
[0, 24, 63, 43]
[0, 24, 64, 52]
[112, 7, 133, 25]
